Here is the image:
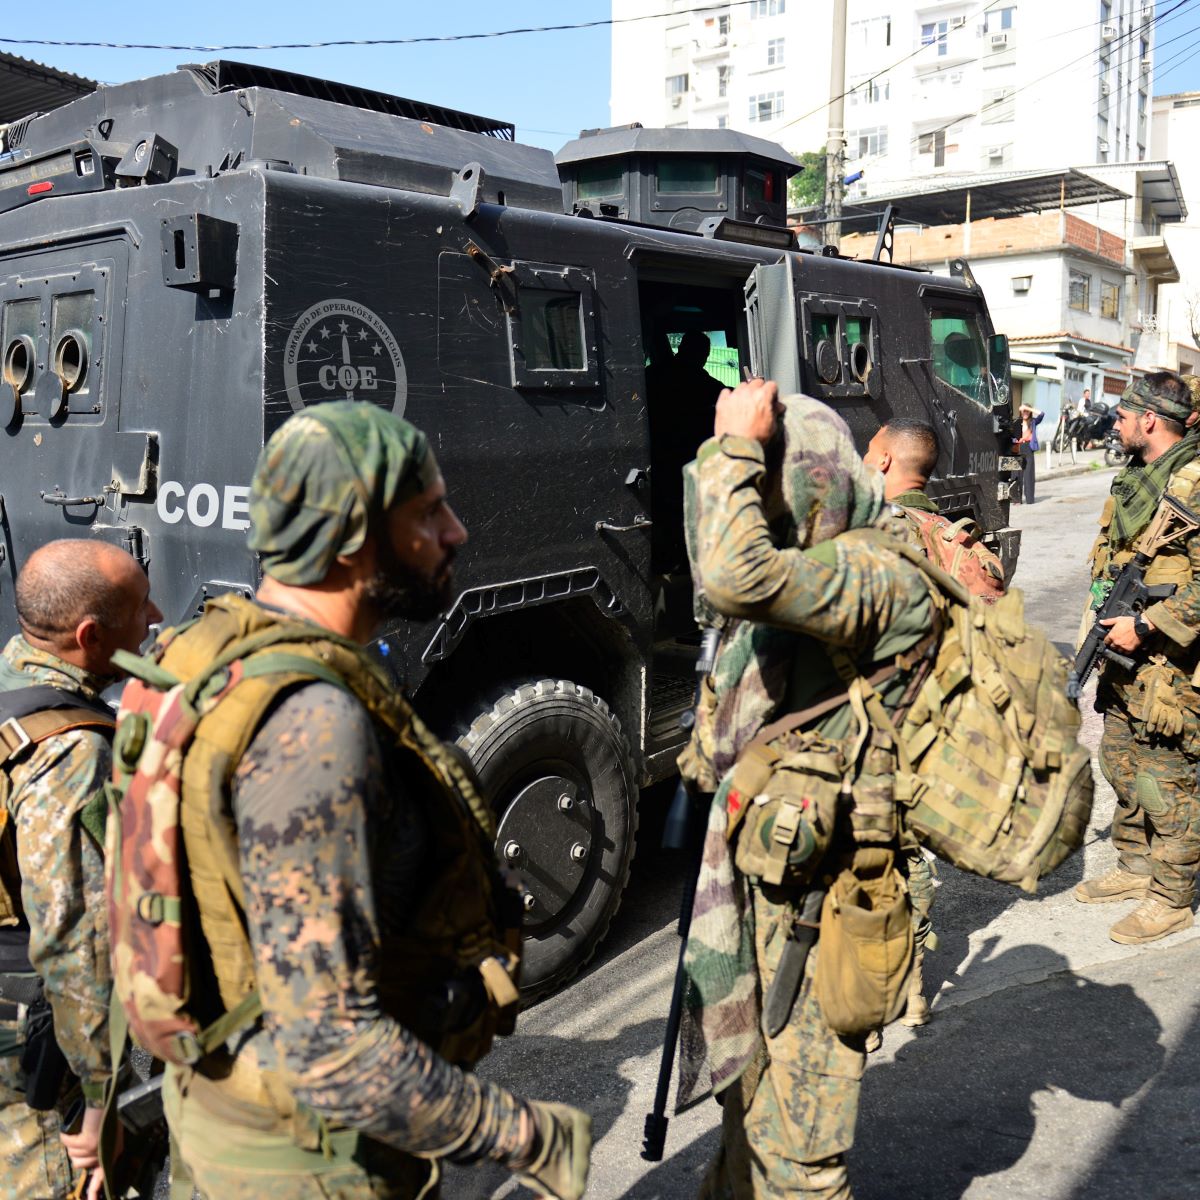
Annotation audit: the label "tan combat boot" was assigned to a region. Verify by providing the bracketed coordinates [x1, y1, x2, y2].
[899, 951, 930, 1027]
[1109, 897, 1195, 944]
[1073, 867, 1151, 904]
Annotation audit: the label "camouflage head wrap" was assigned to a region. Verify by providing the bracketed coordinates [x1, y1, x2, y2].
[682, 394, 884, 782]
[1118, 375, 1193, 424]
[248, 401, 439, 585]
[1183, 375, 1200, 416]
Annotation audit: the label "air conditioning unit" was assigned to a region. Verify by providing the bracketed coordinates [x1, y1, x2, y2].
[1141, 57, 1153, 71]
[987, 145, 1006, 159]
[1142, 4, 1155, 19]
[1102, 23, 1117, 40]
[1012, 275, 1032, 293]
[1099, 138, 1111, 152]
[951, 15, 966, 28]
[1101, 81, 1112, 95]
[670, 96, 682, 108]
[990, 32, 1009, 49]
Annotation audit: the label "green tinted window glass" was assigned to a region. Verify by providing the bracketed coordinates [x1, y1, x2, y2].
[657, 157, 721, 194]
[812, 313, 838, 344]
[744, 167, 781, 205]
[521, 292, 585, 371]
[576, 160, 624, 200]
[845, 316, 867, 345]
[929, 310, 986, 406]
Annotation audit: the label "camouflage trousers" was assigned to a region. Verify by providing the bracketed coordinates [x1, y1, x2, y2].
[906, 849, 935, 950]
[163, 1065, 438, 1200]
[699, 884, 865, 1200]
[0, 1026, 76, 1200]
[1100, 705, 1200, 908]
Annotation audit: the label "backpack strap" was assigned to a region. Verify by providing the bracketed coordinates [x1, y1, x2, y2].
[0, 685, 115, 766]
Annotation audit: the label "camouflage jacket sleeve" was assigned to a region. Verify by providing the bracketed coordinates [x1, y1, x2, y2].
[234, 684, 535, 1166]
[694, 434, 930, 653]
[1143, 478, 1200, 649]
[11, 729, 112, 1092]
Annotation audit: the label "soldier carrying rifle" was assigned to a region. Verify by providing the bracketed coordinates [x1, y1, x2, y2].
[1075, 371, 1200, 944]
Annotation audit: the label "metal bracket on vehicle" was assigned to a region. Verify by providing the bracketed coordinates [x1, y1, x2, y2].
[450, 161, 485, 221]
[873, 204, 899, 263]
[40, 485, 115, 508]
[422, 567, 627, 664]
[595, 515, 652, 533]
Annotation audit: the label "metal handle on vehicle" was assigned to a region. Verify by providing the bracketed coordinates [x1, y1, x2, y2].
[595, 515, 652, 533]
[40, 485, 115, 508]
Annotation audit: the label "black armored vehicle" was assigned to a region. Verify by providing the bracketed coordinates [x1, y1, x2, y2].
[0, 63, 1019, 994]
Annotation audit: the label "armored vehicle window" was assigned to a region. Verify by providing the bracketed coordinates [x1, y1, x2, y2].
[577, 161, 624, 201]
[744, 166, 781, 206]
[929, 310, 988, 406]
[507, 262, 599, 392]
[656, 158, 721, 195]
[521, 293, 586, 371]
[795, 299, 881, 401]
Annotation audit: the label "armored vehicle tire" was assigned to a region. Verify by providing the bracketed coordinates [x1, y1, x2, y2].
[456, 679, 637, 999]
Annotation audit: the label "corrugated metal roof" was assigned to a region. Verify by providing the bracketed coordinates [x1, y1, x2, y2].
[0, 52, 95, 125]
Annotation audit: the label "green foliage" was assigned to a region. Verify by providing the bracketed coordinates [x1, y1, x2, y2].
[788, 150, 826, 211]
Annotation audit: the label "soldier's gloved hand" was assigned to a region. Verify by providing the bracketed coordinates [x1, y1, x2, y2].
[1141, 656, 1186, 738]
[513, 1100, 592, 1200]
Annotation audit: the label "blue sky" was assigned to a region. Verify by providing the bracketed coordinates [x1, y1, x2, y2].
[4, 1, 1200, 153]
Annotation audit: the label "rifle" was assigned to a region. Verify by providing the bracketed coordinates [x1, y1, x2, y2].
[641, 626, 720, 1164]
[1068, 493, 1200, 700]
[101, 1073, 170, 1200]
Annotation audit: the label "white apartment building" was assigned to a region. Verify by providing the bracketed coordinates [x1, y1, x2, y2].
[610, 0, 1156, 194]
[1147, 92, 1200, 376]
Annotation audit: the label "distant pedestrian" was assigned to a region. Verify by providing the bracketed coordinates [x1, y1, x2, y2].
[1016, 403, 1044, 504]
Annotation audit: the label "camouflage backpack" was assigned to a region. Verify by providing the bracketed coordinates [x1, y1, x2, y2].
[898, 506, 1005, 603]
[853, 542, 1094, 893]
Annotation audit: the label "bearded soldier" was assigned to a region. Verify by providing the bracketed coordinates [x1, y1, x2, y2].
[113, 403, 590, 1199]
[1075, 371, 1200, 944]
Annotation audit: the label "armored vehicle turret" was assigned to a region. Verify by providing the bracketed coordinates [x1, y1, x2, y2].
[0, 62, 1019, 995]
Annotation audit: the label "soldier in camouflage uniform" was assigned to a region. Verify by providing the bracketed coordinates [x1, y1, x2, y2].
[150, 402, 590, 1200]
[862, 418, 1005, 1028]
[680, 382, 940, 1200]
[0, 540, 161, 1200]
[1075, 371, 1200, 944]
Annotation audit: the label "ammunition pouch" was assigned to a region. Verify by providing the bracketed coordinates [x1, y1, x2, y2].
[727, 735, 842, 888]
[814, 848, 913, 1036]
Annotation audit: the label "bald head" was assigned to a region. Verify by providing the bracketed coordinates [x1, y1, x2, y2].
[863, 418, 939, 500]
[16, 540, 162, 676]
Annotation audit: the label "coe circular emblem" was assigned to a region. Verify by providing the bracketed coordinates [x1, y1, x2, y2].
[283, 299, 408, 416]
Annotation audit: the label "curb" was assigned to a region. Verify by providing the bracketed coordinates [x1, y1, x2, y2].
[1041, 461, 1121, 482]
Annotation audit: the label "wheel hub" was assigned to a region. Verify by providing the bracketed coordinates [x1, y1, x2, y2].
[494, 774, 593, 926]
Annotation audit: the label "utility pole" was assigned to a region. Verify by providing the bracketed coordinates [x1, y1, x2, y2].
[825, 0, 848, 247]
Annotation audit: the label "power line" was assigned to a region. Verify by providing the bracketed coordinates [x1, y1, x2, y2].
[0, 0, 766, 54]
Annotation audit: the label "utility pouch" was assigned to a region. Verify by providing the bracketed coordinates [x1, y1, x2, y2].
[814, 849, 913, 1036]
[20, 995, 70, 1110]
[730, 738, 842, 887]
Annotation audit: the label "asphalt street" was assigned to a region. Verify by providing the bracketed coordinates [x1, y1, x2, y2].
[445, 464, 1200, 1200]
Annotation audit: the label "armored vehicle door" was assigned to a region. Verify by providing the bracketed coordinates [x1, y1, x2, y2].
[744, 260, 802, 394]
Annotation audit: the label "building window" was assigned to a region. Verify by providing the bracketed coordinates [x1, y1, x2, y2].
[666, 74, 689, 97]
[921, 21, 949, 55]
[717, 115, 728, 129]
[850, 76, 890, 106]
[750, 0, 785, 17]
[748, 91, 785, 122]
[718, 65, 730, 97]
[1101, 280, 1121, 320]
[918, 129, 946, 167]
[767, 38, 785, 66]
[851, 16, 892, 51]
[849, 126, 889, 159]
[718, 14, 730, 36]
[984, 7, 1016, 32]
[1069, 270, 1091, 312]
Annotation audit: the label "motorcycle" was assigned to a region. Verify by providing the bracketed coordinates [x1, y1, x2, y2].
[1103, 426, 1127, 467]
[1068, 400, 1116, 451]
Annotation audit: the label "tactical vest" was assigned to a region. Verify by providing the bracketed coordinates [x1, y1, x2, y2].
[1090, 458, 1200, 588]
[0, 686, 115, 982]
[119, 595, 519, 1078]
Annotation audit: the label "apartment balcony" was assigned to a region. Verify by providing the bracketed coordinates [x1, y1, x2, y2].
[1131, 234, 1179, 283]
[691, 36, 730, 63]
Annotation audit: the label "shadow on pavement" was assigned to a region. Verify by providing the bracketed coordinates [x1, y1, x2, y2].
[623, 1125, 721, 1199]
[1064, 997, 1200, 1200]
[852, 943, 1164, 1200]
